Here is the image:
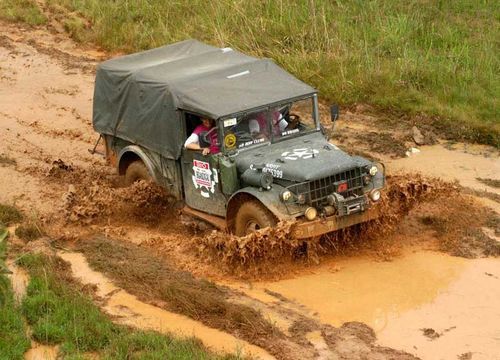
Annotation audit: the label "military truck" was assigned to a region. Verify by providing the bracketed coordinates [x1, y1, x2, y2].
[92, 40, 384, 238]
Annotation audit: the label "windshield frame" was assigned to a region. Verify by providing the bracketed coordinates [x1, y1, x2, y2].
[219, 93, 319, 154]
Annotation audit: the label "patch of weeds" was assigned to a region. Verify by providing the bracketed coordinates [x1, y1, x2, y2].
[0, 204, 23, 226]
[63, 16, 87, 43]
[0, 154, 16, 167]
[0, 232, 31, 360]
[476, 178, 500, 189]
[20, 255, 118, 351]
[17, 253, 233, 359]
[0, 0, 47, 25]
[15, 222, 44, 242]
[102, 331, 234, 360]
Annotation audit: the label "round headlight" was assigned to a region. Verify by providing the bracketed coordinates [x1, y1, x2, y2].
[304, 207, 317, 221]
[369, 165, 378, 176]
[370, 189, 381, 202]
[281, 190, 292, 201]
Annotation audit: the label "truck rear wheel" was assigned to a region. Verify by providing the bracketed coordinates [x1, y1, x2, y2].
[124, 160, 151, 185]
[234, 200, 276, 236]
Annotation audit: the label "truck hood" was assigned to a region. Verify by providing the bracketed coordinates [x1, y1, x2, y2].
[235, 132, 370, 182]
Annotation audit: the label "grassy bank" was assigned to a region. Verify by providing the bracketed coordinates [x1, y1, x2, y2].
[0, 0, 46, 25]
[1, 0, 498, 146]
[0, 229, 31, 360]
[17, 253, 234, 359]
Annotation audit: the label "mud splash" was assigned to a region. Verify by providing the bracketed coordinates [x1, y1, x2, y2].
[53, 163, 175, 226]
[57, 251, 274, 360]
[195, 175, 456, 276]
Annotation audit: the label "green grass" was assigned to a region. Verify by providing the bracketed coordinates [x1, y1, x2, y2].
[17, 254, 237, 359]
[47, 0, 499, 146]
[0, 0, 46, 25]
[0, 230, 31, 360]
[1, 0, 498, 146]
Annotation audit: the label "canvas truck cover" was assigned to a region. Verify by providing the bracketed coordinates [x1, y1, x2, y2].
[93, 39, 316, 159]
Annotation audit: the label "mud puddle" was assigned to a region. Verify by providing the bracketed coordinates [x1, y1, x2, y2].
[227, 251, 500, 359]
[387, 143, 500, 194]
[377, 257, 500, 360]
[57, 251, 274, 360]
[6, 259, 29, 302]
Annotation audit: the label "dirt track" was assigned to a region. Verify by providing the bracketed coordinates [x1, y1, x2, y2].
[1, 19, 499, 360]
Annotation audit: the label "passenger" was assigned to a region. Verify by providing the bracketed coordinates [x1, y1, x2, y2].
[184, 117, 220, 155]
[249, 109, 288, 138]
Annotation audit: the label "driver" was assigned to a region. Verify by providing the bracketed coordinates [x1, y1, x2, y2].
[249, 109, 288, 138]
[184, 117, 220, 155]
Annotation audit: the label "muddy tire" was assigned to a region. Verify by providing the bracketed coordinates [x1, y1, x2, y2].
[234, 200, 276, 236]
[124, 160, 151, 185]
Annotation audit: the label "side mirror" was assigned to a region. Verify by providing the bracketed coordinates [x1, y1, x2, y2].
[330, 104, 339, 123]
[199, 131, 211, 148]
[199, 127, 220, 148]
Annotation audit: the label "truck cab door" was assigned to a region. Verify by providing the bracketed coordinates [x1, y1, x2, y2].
[180, 149, 227, 217]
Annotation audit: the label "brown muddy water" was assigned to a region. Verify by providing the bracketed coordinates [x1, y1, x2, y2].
[229, 251, 500, 360]
[57, 252, 274, 360]
[387, 143, 500, 193]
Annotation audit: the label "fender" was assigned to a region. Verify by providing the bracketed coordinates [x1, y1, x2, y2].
[117, 145, 159, 183]
[227, 184, 299, 222]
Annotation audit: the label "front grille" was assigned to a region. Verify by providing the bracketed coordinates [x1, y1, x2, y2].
[287, 167, 365, 208]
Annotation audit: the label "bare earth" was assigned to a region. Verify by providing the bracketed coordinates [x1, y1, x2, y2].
[1, 20, 499, 360]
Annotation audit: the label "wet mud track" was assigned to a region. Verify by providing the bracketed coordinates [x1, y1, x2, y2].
[1, 18, 499, 360]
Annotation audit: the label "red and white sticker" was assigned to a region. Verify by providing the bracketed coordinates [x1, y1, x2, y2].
[193, 160, 211, 187]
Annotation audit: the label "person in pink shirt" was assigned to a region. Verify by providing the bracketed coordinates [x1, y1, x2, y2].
[184, 118, 220, 155]
[249, 109, 288, 138]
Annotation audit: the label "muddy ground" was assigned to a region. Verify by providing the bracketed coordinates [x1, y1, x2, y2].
[1, 18, 499, 360]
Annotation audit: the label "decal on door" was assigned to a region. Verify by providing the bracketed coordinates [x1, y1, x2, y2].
[192, 159, 218, 198]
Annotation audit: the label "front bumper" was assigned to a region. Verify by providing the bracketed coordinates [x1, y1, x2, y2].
[292, 205, 380, 239]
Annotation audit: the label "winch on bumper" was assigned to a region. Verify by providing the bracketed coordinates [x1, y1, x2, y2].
[292, 204, 380, 239]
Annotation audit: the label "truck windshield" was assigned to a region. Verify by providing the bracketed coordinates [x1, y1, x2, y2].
[222, 97, 317, 151]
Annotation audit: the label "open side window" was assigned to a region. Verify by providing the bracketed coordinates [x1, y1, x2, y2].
[184, 112, 202, 139]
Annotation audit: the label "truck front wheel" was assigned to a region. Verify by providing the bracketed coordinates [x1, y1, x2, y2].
[234, 200, 276, 236]
[124, 160, 151, 185]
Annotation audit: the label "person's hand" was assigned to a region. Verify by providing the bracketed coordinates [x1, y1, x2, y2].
[202, 148, 210, 156]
